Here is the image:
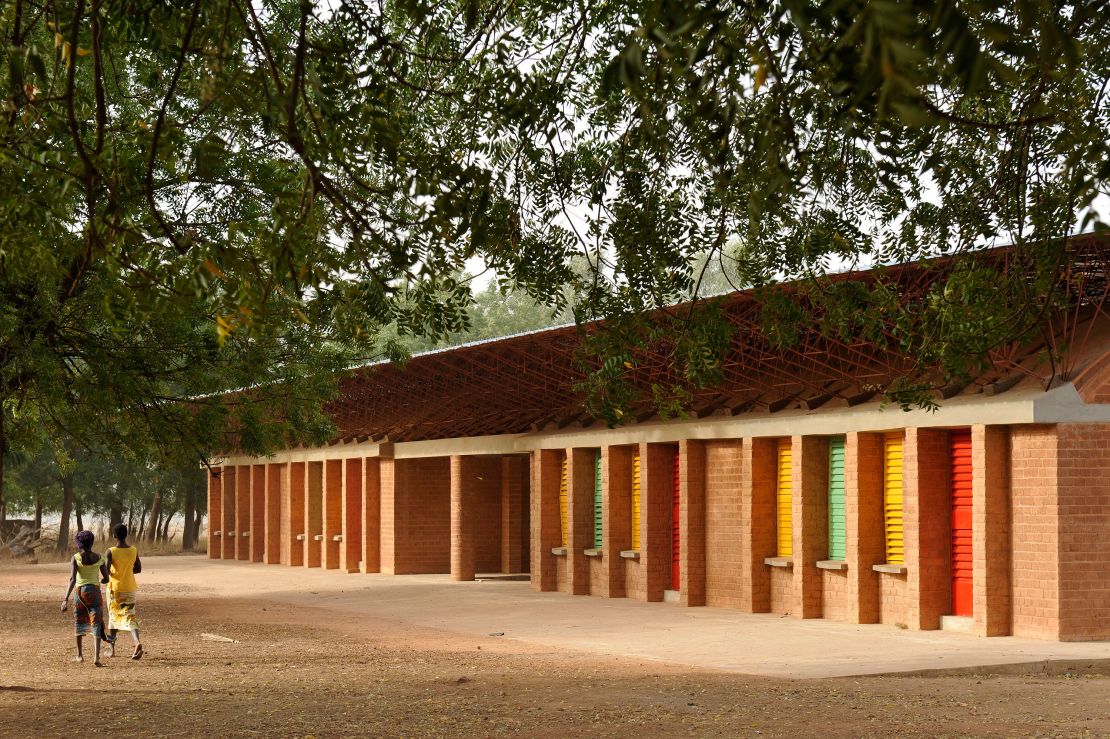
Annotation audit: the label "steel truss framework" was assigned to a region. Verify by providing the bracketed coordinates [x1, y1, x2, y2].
[327, 235, 1110, 444]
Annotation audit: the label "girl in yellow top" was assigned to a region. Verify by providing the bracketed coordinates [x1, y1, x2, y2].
[61, 530, 114, 665]
[104, 523, 143, 659]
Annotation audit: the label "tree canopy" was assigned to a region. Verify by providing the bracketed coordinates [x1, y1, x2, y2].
[1, 0, 1108, 512]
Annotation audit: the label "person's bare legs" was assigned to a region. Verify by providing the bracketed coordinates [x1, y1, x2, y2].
[73, 635, 84, 663]
[107, 628, 117, 657]
[131, 629, 143, 659]
[93, 636, 103, 667]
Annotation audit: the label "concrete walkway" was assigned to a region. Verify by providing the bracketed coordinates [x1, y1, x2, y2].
[111, 557, 1110, 678]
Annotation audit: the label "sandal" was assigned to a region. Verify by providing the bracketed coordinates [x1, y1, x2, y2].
[131, 644, 143, 660]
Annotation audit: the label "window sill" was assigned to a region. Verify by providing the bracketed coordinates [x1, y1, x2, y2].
[550, 547, 567, 556]
[619, 550, 640, 560]
[763, 557, 793, 568]
[873, 563, 907, 575]
[817, 560, 847, 571]
[584, 548, 602, 558]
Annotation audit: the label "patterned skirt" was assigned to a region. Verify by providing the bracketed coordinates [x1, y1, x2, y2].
[73, 584, 109, 639]
[107, 589, 139, 631]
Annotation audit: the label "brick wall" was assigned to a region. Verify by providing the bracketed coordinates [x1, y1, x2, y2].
[640, 443, 675, 602]
[394, 457, 451, 574]
[601, 445, 632, 598]
[285, 462, 305, 567]
[501, 455, 529, 574]
[769, 568, 793, 615]
[905, 427, 951, 629]
[705, 440, 743, 608]
[342, 458, 363, 573]
[973, 425, 1011, 636]
[322, 459, 343, 569]
[878, 571, 910, 626]
[380, 458, 398, 574]
[530, 450, 562, 592]
[846, 433, 884, 623]
[466, 456, 504, 574]
[741, 437, 777, 612]
[235, 465, 250, 560]
[304, 461, 323, 567]
[264, 464, 281, 564]
[567, 448, 596, 595]
[361, 458, 381, 573]
[251, 465, 266, 563]
[821, 569, 851, 621]
[794, 435, 827, 618]
[1056, 423, 1110, 641]
[220, 465, 235, 560]
[1010, 425, 1061, 639]
[207, 468, 222, 559]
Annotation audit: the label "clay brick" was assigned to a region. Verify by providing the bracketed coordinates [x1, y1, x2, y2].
[601, 446, 631, 598]
[530, 449, 563, 592]
[284, 462, 305, 567]
[207, 468, 222, 559]
[705, 440, 743, 609]
[741, 437, 777, 613]
[235, 465, 250, 561]
[501, 456, 529, 574]
[220, 465, 236, 560]
[904, 427, 951, 630]
[973, 425, 1012, 636]
[679, 439, 706, 607]
[304, 461, 323, 568]
[264, 463, 282, 564]
[361, 458, 381, 573]
[251, 465, 265, 563]
[845, 432, 883, 624]
[793, 435, 827, 619]
[342, 458, 363, 573]
[567, 448, 596, 595]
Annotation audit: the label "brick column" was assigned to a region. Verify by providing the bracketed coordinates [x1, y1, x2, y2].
[903, 427, 951, 630]
[361, 457, 381, 573]
[235, 464, 250, 560]
[264, 464, 281, 564]
[379, 459, 399, 575]
[845, 432, 883, 623]
[221, 466, 237, 560]
[637, 444, 671, 602]
[531, 450, 562, 591]
[250, 465, 265, 563]
[973, 424, 1012, 636]
[567, 448, 595, 595]
[678, 439, 706, 606]
[601, 445, 631, 598]
[740, 437, 776, 612]
[501, 456, 526, 574]
[792, 435, 828, 618]
[304, 461, 323, 567]
[321, 459, 343, 569]
[207, 468, 222, 559]
[450, 455, 476, 581]
[342, 458, 363, 573]
[285, 462, 305, 566]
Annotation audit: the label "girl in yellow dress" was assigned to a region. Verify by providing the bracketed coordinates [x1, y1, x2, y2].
[104, 523, 143, 659]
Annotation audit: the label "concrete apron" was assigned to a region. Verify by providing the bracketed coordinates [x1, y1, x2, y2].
[132, 558, 1110, 679]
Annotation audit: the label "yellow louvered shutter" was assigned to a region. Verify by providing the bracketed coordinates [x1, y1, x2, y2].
[777, 439, 793, 558]
[630, 449, 642, 550]
[559, 454, 569, 548]
[883, 432, 904, 564]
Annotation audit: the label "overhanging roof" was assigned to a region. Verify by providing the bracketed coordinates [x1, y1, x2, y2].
[327, 234, 1110, 444]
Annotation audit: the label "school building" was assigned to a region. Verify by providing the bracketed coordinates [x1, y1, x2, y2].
[207, 237, 1110, 641]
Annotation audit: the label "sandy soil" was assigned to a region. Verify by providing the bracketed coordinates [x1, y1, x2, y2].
[1, 558, 1108, 738]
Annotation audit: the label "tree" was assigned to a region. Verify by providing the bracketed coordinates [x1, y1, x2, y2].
[1, 0, 1107, 496]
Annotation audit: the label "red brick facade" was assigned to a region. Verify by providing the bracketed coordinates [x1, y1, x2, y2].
[209, 419, 1110, 641]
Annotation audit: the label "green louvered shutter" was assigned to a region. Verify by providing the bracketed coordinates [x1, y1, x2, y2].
[593, 451, 603, 548]
[828, 436, 847, 560]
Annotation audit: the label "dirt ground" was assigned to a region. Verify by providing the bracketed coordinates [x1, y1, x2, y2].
[1, 558, 1108, 738]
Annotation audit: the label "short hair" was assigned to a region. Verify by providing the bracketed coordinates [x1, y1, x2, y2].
[74, 530, 95, 549]
[112, 523, 128, 539]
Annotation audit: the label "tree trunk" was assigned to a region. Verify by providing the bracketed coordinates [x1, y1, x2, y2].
[145, 487, 163, 543]
[183, 484, 196, 551]
[109, 501, 123, 530]
[193, 513, 203, 548]
[160, 510, 175, 542]
[136, 501, 150, 541]
[57, 475, 75, 551]
[75, 495, 84, 533]
[33, 491, 42, 530]
[0, 410, 6, 526]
